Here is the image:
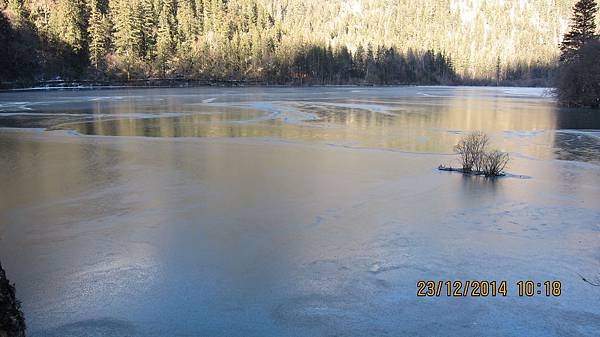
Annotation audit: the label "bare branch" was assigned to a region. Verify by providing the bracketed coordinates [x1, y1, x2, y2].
[578, 273, 600, 287]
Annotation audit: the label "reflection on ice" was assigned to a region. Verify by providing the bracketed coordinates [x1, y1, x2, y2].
[1, 87, 599, 163]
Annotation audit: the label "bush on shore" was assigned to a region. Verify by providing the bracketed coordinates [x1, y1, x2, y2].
[0, 261, 26, 337]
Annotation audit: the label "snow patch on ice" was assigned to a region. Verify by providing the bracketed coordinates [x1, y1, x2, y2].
[236, 101, 320, 124]
[0, 112, 90, 117]
[503, 130, 547, 139]
[368, 263, 403, 274]
[417, 92, 446, 98]
[317, 102, 397, 116]
[501, 87, 551, 97]
[0, 102, 34, 111]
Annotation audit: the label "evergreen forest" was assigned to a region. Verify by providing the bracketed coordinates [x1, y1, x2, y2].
[1, 0, 599, 86]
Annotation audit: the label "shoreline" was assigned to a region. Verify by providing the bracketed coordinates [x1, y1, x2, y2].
[0, 80, 554, 93]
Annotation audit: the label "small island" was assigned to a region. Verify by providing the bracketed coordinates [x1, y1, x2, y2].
[439, 132, 510, 177]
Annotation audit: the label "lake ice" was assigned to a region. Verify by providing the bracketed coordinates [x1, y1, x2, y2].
[0, 86, 599, 336]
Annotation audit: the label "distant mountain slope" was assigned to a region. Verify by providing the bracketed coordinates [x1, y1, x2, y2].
[1, 0, 598, 83]
[260, 0, 595, 77]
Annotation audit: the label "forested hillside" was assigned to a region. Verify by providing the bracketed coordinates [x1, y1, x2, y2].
[1, 0, 597, 85]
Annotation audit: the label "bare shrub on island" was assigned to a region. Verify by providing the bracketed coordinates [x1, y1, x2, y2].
[482, 150, 510, 177]
[453, 131, 489, 173]
[440, 131, 509, 177]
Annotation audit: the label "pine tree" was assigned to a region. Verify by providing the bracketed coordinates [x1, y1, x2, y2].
[111, 0, 136, 57]
[365, 44, 375, 81]
[194, 0, 205, 31]
[207, 0, 225, 33]
[495, 55, 501, 85]
[556, 39, 600, 107]
[202, 0, 213, 32]
[177, 0, 197, 50]
[353, 45, 365, 79]
[49, 0, 87, 52]
[110, 0, 146, 79]
[129, 1, 146, 57]
[140, 0, 157, 60]
[176, 0, 198, 75]
[87, 0, 109, 70]
[560, 0, 599, 61]
[556, 0, 600, 108]
[156, 1, 176, 76]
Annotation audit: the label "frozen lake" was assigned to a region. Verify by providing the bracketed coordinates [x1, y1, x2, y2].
[0, 86, 599, 336]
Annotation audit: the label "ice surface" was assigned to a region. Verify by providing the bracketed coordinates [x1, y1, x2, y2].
[0, 87, 599, 336]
